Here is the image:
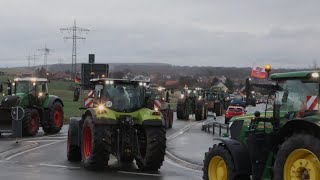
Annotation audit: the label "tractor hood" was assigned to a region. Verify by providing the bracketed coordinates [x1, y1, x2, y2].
[96, 108, 161, 125]
[0, 93, 26, 108]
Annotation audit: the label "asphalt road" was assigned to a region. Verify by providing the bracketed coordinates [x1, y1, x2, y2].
[0, 105, 264, 180]
[0, 114, 205, 180]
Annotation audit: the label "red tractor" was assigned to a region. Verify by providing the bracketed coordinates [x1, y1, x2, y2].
[146, 85, 174, 129]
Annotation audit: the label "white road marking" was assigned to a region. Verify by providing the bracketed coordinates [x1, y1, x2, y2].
[5, 139, 66, 160]
[39, 163, 80, 169]
[167, 122, 198, 140]
[0, 143, 38, 157]
[117, 171, 162, 177]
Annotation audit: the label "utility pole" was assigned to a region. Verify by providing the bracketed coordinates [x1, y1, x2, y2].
[60, 20, 89, 79]
[38, 44, 52, 73]
[26, 55, 31, 67]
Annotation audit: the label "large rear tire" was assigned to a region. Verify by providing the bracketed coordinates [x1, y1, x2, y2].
[214, 103, 221, 116]
[136, 126, 166, 171]
[168, 110, 174, 128]
[43, 102, 64, 134]
[22, 109, 39, 136]
[176, 102, 184, 120]
[273, 133, 320, 180]
[81, 116, 111, 170]
[203, 145, 249, 180]
[196, 105, 204, 121]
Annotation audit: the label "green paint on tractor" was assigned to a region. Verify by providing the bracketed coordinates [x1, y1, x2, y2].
[95, 107, 161, 124]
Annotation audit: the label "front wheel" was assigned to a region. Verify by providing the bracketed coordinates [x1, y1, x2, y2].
[43, 102, 64, 134]
[203, 145, 249, 180]
[81, 116, 111, 170]
[136, 127, 166, 171]
[273, 134, 320, 180]
[22, 109, 39, 136]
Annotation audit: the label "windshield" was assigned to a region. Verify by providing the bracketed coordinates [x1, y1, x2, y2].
[15, 81, 35, 94]
[276, 80, 319, 114]
[147, 90, 162, 100]
[99, 83, 145, 112]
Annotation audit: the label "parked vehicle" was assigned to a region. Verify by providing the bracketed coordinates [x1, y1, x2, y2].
[224, 106, 246, 124]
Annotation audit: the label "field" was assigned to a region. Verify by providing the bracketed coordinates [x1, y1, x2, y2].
[48, 80, 81, 122]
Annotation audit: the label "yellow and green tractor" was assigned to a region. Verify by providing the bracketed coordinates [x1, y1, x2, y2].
[67, 78, 166, 171]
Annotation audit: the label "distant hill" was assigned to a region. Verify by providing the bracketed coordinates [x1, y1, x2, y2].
[0, 63, 309, 82]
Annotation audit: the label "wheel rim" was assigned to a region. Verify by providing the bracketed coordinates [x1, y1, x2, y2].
[53, 107, 62, 128]
[284, 148, 320, 180]
[208, 156, 228, 180]
[83, 126, 92, 160]
[30, 112, 38, 132]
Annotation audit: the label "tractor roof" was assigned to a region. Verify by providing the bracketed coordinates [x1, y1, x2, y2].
[14, 77, 47, 82]
[270, 71, 320, 80]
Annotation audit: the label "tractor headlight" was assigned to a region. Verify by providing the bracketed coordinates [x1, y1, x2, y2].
[311, 72, 319, 78]
[38, 92, 43, 97]
[180, 94, 185, 99]
[154, 107, 159, 112]
[97, 104, 105, 113]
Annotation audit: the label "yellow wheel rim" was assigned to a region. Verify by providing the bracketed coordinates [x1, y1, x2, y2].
[284, 149, 320, 180]
[208, 156, 228, 180]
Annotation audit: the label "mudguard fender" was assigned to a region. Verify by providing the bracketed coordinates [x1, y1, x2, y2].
[213, 138, 252, 176]
[68, 117, 82, 147]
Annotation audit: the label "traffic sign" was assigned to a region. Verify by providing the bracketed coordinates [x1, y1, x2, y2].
[11, 106, 24, 121]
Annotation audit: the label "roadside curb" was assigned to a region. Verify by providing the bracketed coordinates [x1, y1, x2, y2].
[0, 141, 39, 159]
[165, 150, 203, 171]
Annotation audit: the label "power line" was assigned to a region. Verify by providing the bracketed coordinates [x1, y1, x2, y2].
[60, 20, 89, 79]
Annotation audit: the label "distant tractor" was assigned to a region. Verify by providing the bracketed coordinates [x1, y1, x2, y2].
[245, 78, 256, 107]
[68, 78, 166, 171]
[0, 77, 64, 136]
[176, 87, 208, 121]
[203, 67, 320, 180]
[204, 88, 225, 117]
[146, 85, 174, 129]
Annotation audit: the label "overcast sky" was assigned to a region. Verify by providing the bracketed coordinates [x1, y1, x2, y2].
[0, 0, 319, 68]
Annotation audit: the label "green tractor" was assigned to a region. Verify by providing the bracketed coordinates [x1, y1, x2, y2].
[204, 87, 226, 117]
[176, 87, 208, 121]
[67, 78, 166, 171]
[203, 70, 320, 180]
[0, 77, 64, 136]
[146, 85, 174, 129]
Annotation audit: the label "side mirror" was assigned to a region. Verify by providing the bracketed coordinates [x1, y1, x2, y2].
[7, 84, 12, 95]
[73, 87, 80, 102]
[170, 89, 174, 94]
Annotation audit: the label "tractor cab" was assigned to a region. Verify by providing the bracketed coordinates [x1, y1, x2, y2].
[88, 78, 149, 113]
[12, 77, 48, 106]
[146, 84, 174, 129]
[180, 86, 204, 99]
